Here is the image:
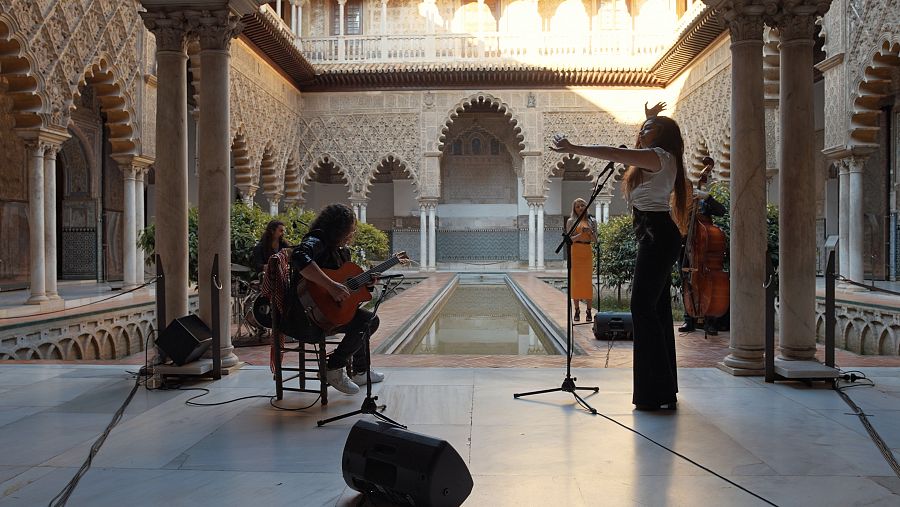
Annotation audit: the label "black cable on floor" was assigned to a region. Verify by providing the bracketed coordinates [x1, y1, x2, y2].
[832, 373, 900, 479]
[47, 370, 145, 507]
[595, 412, 778, 506]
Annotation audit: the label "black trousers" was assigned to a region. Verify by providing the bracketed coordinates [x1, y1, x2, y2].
[631, 209, 682, 406]
[326, 308, 380, 374]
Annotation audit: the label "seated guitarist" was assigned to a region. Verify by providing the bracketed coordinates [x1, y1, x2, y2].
[290, 203, 384, 395]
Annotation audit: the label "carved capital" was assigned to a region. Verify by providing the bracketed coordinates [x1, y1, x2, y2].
[842, 156, 867, 174]
[716, 0, 779, 43]
[140, 10, 196, 53]
[196, 10, 243, 51]
[772, 12, 818, 41]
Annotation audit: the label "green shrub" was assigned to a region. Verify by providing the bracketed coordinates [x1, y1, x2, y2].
[596, 214, 637, 303]
[137, 203, 391, 281]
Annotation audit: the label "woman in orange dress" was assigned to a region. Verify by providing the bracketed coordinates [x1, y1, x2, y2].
[566, 198, 598, 322]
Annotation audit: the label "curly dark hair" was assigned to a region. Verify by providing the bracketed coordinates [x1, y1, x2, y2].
[306, 203, 356, 247]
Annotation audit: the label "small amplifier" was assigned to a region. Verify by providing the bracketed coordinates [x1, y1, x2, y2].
[592, 312, 634, 340]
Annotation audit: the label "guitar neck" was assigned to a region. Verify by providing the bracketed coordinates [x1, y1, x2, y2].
[346, 257, 400, 289]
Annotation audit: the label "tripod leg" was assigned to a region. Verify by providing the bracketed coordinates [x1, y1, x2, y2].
[575, 386, 600, 393]
[514, 387, 564, 398]
[317, 409, 363, 427]
[372, 411, 406, 429]
[572, 391, 598, 414]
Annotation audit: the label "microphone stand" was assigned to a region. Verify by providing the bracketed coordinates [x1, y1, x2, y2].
[317, 276, 405, 428]
[514, 159, 618, 414]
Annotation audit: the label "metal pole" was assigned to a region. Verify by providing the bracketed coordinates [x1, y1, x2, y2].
[825, 249, 836, 369]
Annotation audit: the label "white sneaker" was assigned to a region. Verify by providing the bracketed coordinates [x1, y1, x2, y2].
[351, 369, 385, 385]
[325, 368, 360, 395]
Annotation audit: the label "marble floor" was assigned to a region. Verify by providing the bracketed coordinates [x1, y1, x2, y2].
[1, 364, 899, 506]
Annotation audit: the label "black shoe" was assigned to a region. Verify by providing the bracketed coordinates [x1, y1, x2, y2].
[585, 310, 592, 322]
[705, 327, 718, 336]
[678, 324, 695, 333]
[573, 310, 580, 322]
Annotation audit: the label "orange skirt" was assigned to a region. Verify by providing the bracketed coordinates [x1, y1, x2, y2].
[570, 242, 593, 300]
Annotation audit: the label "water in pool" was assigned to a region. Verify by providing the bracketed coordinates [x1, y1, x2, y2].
[400, 283, 557, 355]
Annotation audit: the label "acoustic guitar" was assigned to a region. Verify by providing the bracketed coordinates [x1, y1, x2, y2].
[296, 251, 409, 333]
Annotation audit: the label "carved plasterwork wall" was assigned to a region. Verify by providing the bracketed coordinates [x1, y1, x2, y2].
[671, 45, 733, 183]
[296, 112, 421, 198]
[541, 111, 639, 184]
[228, 39, 303, 198]
[0, 0, 146, 155]
[842, 0, 900, 152]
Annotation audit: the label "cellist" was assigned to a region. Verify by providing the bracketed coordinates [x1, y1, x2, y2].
[677, 156, 727, 335]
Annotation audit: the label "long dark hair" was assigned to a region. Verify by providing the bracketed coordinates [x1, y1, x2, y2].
[621, 116, 690, 232]
[260, 220, 288, 259]
[305, 203, 357, 247]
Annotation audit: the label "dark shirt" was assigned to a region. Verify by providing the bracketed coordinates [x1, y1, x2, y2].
[251, 240, 290, 275]
[698, 195, 726, 218]
[290, 232, 351, 274]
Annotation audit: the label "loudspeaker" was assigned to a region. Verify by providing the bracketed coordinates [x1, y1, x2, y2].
[593, 311, 634, 340]
[342, 420, 473, 507]
[155, 314, 212, 365]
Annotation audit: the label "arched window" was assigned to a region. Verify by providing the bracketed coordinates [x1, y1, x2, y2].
[490, 139, 500, 155]
[471, 137, 482, 155]
[452, 139, 463, 155]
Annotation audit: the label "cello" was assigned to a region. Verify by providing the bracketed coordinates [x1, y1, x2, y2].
[681, 159, 729, 320]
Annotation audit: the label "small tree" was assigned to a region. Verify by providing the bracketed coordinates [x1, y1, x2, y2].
[597, 214, 637, 303]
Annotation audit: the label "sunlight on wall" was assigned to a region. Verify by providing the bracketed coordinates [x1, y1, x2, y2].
[550, 0, 590, 34]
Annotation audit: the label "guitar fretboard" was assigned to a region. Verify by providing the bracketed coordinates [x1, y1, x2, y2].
[345, 257, 401, 290]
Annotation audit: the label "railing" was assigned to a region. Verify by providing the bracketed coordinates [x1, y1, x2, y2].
[299, 31, 670, 65]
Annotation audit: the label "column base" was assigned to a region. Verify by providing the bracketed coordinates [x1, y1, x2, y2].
[719, 353, 765, 376]
[47, 293, 61, 301]
[26, 294, 49, 305]
[716, 361, 765, 376]
[777, 347, 817, 362]
[221, 349, 239, 369]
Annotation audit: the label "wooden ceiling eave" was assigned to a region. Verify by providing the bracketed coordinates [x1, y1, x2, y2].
[239, 11, 317, 86]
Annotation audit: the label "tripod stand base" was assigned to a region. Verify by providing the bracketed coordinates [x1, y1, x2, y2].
[514, 376, 599, 414]
[317, 395, 406, 428]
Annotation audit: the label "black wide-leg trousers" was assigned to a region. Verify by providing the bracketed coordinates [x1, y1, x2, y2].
[630, 208, 682, 406]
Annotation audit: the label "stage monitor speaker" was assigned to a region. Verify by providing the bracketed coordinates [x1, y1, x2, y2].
[155, 314, 212, 365]
[593, 311, 634, 340]
[342, 420, 473, 507]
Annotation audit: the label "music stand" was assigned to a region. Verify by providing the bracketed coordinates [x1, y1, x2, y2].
[318, 276, 405, 428]
[514, 159, 618, 413]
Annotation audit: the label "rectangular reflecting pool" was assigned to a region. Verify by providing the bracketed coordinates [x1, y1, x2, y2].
[397, 282, 559, 355]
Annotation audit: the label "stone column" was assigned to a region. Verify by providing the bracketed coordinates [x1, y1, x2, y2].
[23, 138, 47, 304]
[268, 193, 281, 216]
[135, 167, 147, 285]
[297, 0, 304, 37]
[337, 0, 346, 60]
[141, 10, 194, 324]
[197, 10, 243, 368]
[528, 202, 536, 268]
[380, 0, 388, 58]
[847, 156, 866, 283]
[838, 160, 850, 276]
[709, 0, 768, 373]
[276, 0, 282, 18]
[775, 3, 820, 360]
[419, 203, 427, 271]
[428, 202, 437, 270]
[290, 1, 296, 33]
[120, 164, 138, 289]
[537, 201, 545, 270]
[43, 141, 64, 300]
[360, 203, 367, 223]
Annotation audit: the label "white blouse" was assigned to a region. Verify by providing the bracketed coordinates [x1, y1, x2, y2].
[628, 147, 677, 212]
